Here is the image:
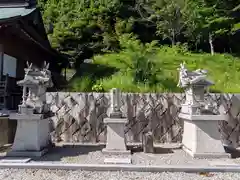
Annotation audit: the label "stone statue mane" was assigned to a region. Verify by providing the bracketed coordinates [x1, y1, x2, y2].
[23, 61, 53, 87]
[177, 62, 209, 88]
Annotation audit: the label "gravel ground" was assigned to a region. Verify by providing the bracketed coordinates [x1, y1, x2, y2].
[29, 144, 235, 166]
[0, 144, 239, 166]
[0, 169, 239, 180]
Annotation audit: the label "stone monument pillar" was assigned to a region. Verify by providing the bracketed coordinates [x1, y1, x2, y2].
[178, 63, 230, 158]
[102, 88, 131, 164]
[8, 62, 53, 157]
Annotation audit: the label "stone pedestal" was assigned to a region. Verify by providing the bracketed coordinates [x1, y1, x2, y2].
[180, 113, 230, 158]
[102, 117, 131, 164]
[102, 118, 130, 154]
[8, 113, 50, 157]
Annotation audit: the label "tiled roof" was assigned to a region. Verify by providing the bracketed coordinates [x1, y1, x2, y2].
[0, 7, 35, 21]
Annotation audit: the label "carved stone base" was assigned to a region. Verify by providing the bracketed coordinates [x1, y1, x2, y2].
[7, 148, 48, 157]
[103, 118, 128, 152]
[182, 146, 230, 158]
[179, 113, 230, 159]
[103, 117, 131, 164]
[9, 113, 50, 157]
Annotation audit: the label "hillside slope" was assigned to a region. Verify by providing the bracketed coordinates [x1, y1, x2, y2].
[69, 39, 240, 93]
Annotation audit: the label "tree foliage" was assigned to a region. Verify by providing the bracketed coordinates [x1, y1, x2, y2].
[37, 0, 240, 65]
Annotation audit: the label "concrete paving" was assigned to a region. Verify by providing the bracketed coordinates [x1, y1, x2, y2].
[0, 162, 240, 172]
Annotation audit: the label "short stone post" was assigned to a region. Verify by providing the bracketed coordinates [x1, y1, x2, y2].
[178, 63, 230, 158]
[142, 131, 154, 153]
[102, 88, 131, 164]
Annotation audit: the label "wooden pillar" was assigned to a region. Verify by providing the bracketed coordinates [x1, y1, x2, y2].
[3, 74, 8, 110]
[64, 68, 67, 81]
[0, 44, 4, 81]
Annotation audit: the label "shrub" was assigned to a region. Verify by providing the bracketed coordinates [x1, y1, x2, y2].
[92, 83, 104, 92]
[68, 76, 94, 92]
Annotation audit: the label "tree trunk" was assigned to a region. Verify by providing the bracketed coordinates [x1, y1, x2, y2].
[209, 33, 214, 55]
[171, 30, 176, 46]
[172, 39, 175, 46]
[195, 42, 198, 51]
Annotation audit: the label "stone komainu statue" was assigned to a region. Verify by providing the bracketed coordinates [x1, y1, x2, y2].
[17, 61, 53, 114]
[177, 62, 210, 88]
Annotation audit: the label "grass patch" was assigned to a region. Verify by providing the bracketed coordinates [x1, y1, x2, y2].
[69, 35, 240, 93]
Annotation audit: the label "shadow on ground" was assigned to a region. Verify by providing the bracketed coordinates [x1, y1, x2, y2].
[33, 144, 105, 162]
[70, 63, 119, 83]
[0, 144, 11, 154]
[224, 146, 240, 158]
[3, 144, 240, 163]
[33, 144, 177, 162]
[67, 63, 119, 91]
[129, 145, 174, 154]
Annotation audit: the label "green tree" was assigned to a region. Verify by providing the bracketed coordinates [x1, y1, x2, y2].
[37, 0, 240, 57]
[153, 0, 185, 46]
[232, 4, 240, 33]
[184, 0, 235, 54]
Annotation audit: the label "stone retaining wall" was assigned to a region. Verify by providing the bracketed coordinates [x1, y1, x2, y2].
[46, 92, 240, 146]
